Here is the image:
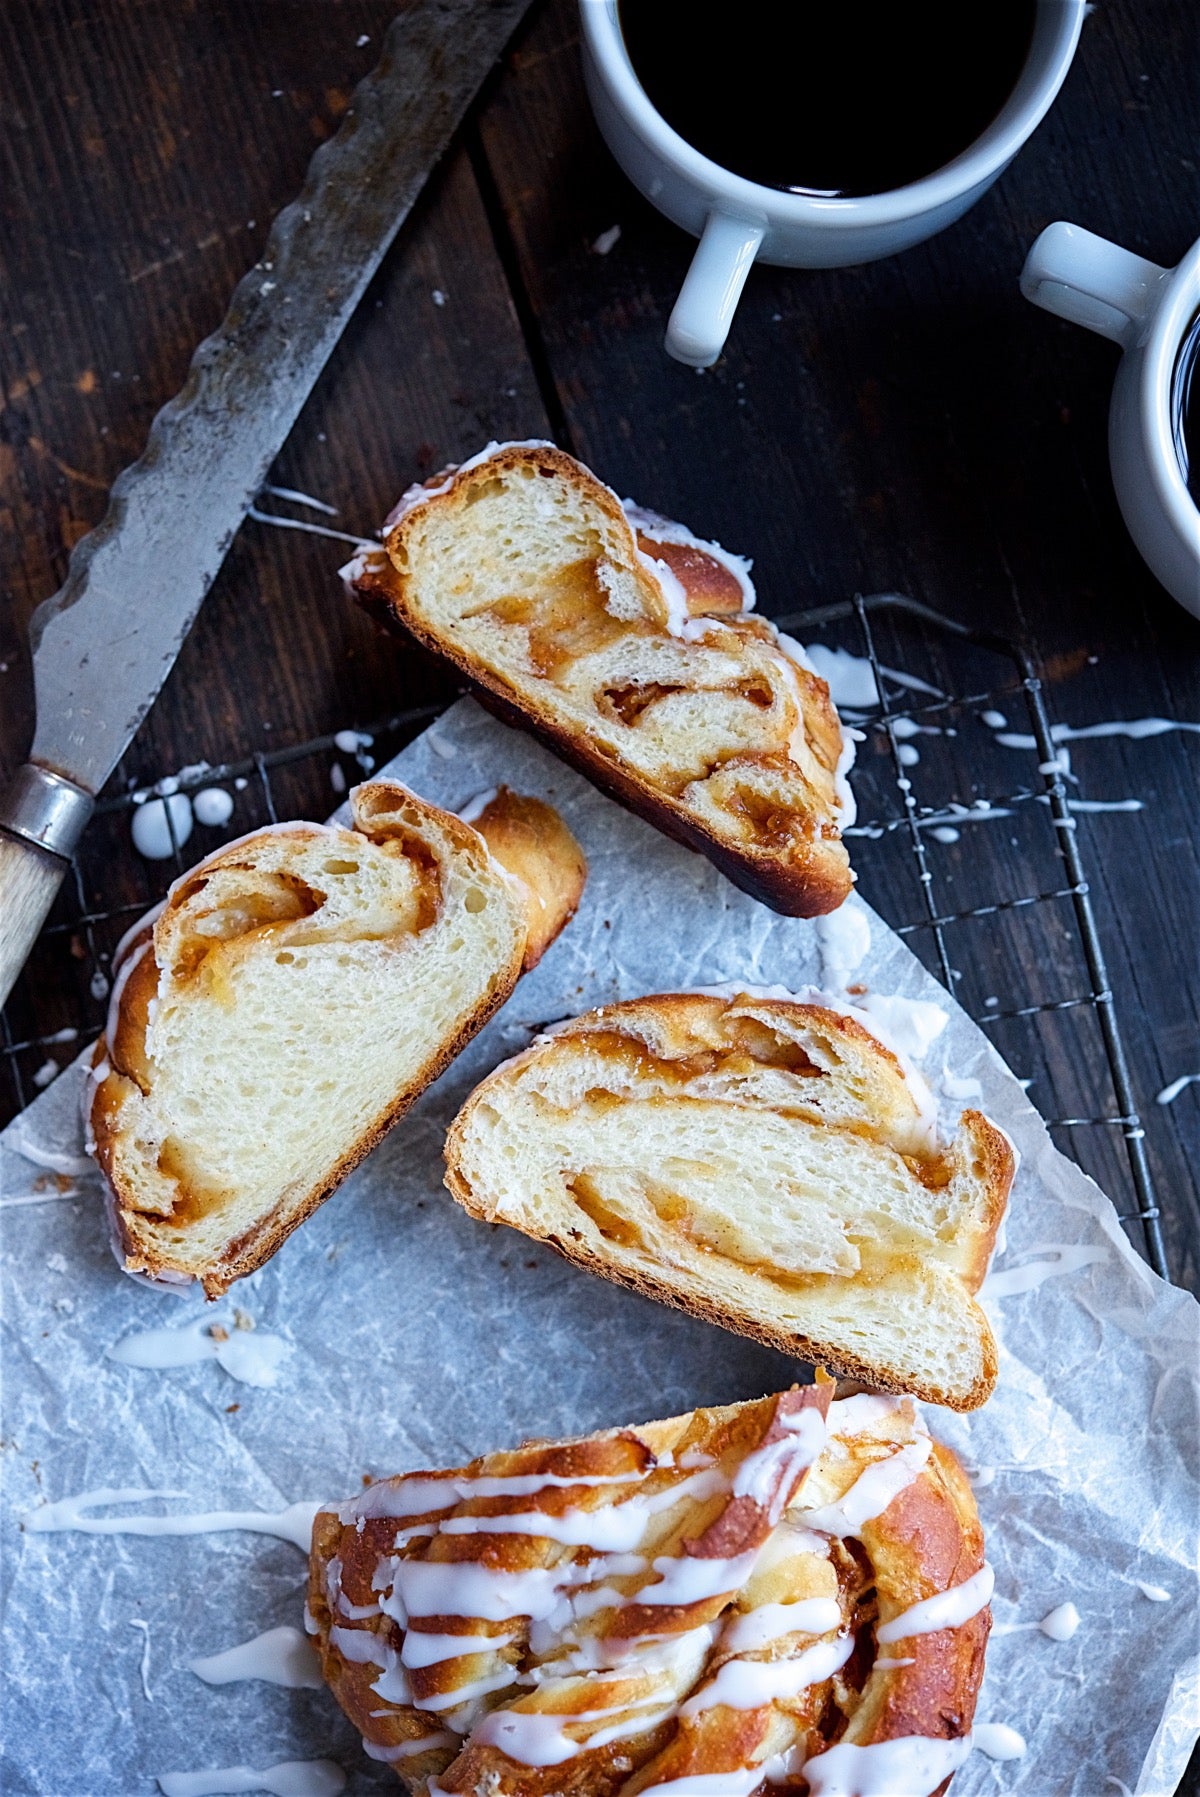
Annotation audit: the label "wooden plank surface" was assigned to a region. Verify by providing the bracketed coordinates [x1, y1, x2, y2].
[0, 3, 1197, 1790]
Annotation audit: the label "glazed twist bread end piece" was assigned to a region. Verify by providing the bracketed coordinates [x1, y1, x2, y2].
[444, 992, 1013, 1411]
[88, 781, 585, 1296]
[346, 441, 854, 919]
[308, 1382, 989, 1797]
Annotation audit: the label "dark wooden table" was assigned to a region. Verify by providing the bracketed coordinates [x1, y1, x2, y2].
[2, 1, 1198, 1783]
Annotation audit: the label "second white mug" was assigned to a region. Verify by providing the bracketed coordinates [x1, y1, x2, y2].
[580, 0, 1086, 367]
[1021, 221, 1200, 621]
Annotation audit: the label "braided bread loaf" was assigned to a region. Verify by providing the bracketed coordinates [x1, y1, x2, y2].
[308, 1383, 990, 1796]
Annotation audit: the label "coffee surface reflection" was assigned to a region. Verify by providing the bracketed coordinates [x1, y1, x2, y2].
[618, 0, 1038, 198]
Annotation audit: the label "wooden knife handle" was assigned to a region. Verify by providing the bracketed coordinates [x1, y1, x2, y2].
[0, 829, 68, 1012]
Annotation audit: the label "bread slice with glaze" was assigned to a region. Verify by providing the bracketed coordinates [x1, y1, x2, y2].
[89, 781, 586, 1296]
[444, 991, 1012, 1410]
[347, 441, 854, 918]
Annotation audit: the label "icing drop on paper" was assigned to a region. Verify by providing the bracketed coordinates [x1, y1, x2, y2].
[22, 1488, 320, 1551]
[980, 1244, 1107, 1300]
[1039, 1600, 1081, 1641]
[107, 1313, 290, 1388]
[973, 1723, 1027, 1760]
[189, 1625, 323, 1689]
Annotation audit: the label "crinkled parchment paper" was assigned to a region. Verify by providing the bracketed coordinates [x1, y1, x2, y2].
[2, 699, 1197, 1796]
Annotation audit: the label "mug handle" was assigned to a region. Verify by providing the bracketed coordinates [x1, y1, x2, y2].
[666, 210, 765, 367]
[1020, 221, 1170, 348]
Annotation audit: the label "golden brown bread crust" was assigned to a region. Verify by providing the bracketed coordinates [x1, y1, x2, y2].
[308, 1385, 988, 1796]
[89, 781, 584, 1297]
[442, 993, 1012, 1411]
[351, 444, 853, 919]
[471, 787, 588, 971]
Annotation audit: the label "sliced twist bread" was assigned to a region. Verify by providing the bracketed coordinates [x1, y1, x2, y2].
[347, 441, 854, 918]
[89, 781, 586, 1295]
[444, 991, 1012, 1410]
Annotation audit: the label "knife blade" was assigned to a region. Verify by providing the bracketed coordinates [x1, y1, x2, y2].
[0, 0, 535, 1009]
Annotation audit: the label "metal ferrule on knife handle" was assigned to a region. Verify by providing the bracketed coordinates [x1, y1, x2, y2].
[0, 0, 534, 1014]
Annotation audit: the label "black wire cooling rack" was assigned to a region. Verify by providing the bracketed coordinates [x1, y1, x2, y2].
[0, 593, 1168, 1280]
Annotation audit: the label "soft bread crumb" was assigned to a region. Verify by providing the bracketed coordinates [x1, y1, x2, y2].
[350, 443, 853, 918]
[445, 993, 1012, 1410]
[90, 780, 584, 1294]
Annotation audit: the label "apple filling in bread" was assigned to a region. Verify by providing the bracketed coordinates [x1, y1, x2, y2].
[445, 994, 1012, 1411]
[349, 443, 854, 917]
[309, 1385, 990, 1796]
[90, 781, 586, 1294]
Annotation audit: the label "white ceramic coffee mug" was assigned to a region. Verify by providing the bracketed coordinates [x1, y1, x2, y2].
[1021, 222, 1200, 620]
[580, 0, 1085, 366]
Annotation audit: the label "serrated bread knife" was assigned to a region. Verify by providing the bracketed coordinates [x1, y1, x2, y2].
[0, 0, 534, 1010]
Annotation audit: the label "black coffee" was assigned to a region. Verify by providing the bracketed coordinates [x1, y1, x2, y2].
[617, 1, 1037, 198]
[1171, 306, 1200, 508]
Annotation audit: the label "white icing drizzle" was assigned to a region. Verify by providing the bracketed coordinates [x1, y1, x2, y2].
[107, 1312, 290, 1388]
[113, 898, 166, 968]
[363, 1733, 456, 1763]
[638, 549, 695, 638]
[401, 1627, 519, 1669]
[800, 1732, 972, 1796]
[980, 1243, 1107, 1299]
[801, 644, 880, 710]
[325, 1555, 380, 1620]
[719, 1596, 842, 1653]
[435, 1468, 729, 1552]
[796, 1437, 933, 1538]
[469, 1697, 678, 1769]
[813, 904, 871, 993]
[826, 1393, 918, 1435]
[876, 1562, 994, 1643]
[996, 715, 1200, 751]
[854, 991, 949, 1064]
[156, 1762, 345, 1797]
[188, 1625, 322, 1689]
[106, 938, 152, 1048]
[381, 439, 558, 530]
[638, 1772, 766, 1797]
[1137, 1582, 1172, 1601]
[973, 1722, 1028, 1760]
[681, 1632, 853, 1716]
[22, 1488, 320, 1551]
[340, 1464, 649, 1524]
[381, 1556, 574, 1625]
